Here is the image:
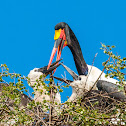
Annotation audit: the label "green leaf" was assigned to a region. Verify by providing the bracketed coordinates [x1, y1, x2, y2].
[111, 45, 115, 48]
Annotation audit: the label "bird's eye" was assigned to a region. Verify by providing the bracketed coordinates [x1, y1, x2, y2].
[34, 69, 37, 72]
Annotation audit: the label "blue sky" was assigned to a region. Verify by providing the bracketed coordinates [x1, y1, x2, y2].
[0, 0, 126, 102]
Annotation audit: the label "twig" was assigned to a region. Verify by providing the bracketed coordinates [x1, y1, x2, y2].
[49, 72, 53, 126]
[83, 56, 111, 99]
[84, 53, 98, 88]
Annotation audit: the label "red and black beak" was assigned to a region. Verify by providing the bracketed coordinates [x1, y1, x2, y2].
[38, 59, 62, 76]
[47, 29, 67, 73]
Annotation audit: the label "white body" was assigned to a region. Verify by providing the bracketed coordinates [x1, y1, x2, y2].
[28, 68, 61, 105]
[68, 65, 118, 101]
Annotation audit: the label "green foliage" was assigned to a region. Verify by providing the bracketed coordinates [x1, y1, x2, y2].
[61, 101, 110, 125]
[100, 43, 126, 92]
[0, 44, 126, 125]
[0, 64, 33, 125]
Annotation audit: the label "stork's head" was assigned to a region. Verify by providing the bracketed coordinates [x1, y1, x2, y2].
[28, 68, 43, 87]
[28, 59, 62, 86]
[48, 22, 88, 75]
[47, 22, 72, 72]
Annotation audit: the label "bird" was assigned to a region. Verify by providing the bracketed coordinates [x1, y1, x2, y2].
[46, 22, 126, 126]
[0, 60, 62, 125]
[47, 22, 125, 102]
[28, 60, 61, 112]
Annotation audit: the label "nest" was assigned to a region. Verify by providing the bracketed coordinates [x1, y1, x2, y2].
[0, 82, 126, 126]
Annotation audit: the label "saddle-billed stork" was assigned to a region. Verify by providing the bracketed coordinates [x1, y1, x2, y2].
[47, 22, 126, 102]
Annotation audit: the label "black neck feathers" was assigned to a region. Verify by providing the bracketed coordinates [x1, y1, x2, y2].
[65, 25, 88, 75]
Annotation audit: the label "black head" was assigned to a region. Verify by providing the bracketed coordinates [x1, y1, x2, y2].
[48, 22, 88, 75]
[55, 22, 67, 30]
[54, 22, 75, 47]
